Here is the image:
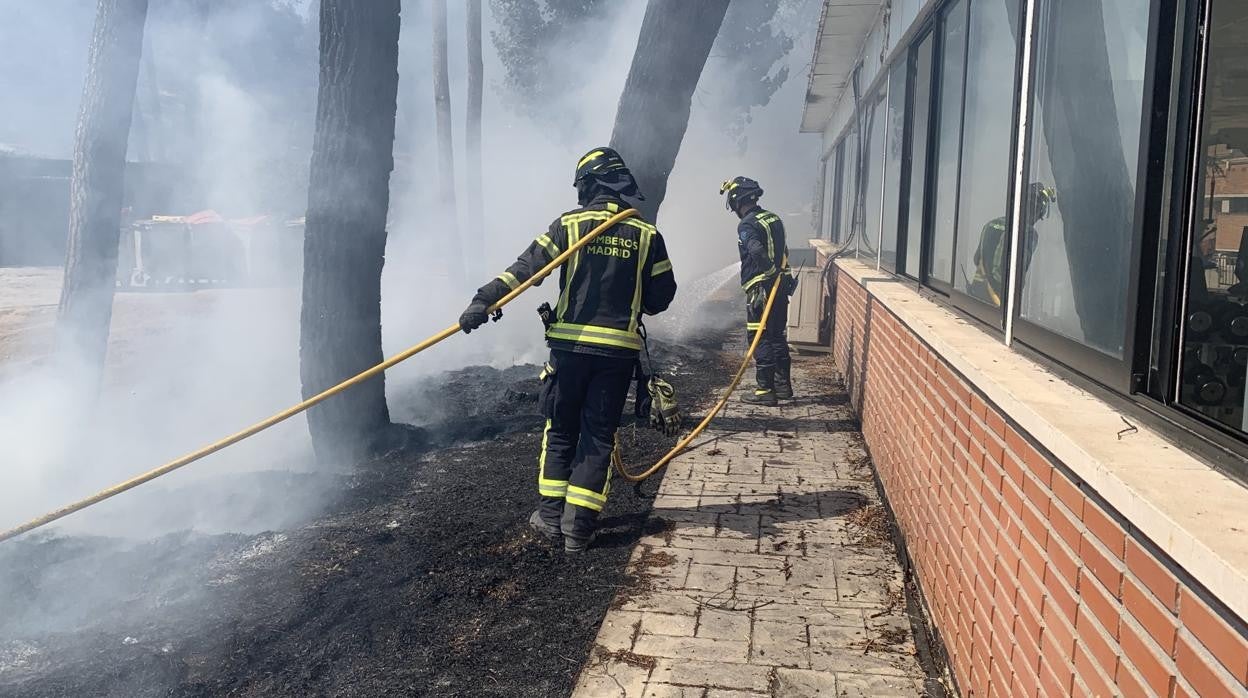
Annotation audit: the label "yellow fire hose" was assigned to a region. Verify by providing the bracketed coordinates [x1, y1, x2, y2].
[611, 271, 782, 482]
[0, 207, 783, 543]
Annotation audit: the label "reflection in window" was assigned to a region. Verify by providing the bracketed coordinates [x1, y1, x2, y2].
[927, 0, 968, 284]
[840, 130, 859, 251]
[1180, 0, 1248, 432]
[820, 150, 838, 240]
[905, 33, 935, 279]
[831, 144, 844, 241]
[881, 60, 907, 270]
[954, 0, 1022, 309]
[1018, 0, 1150, 357]
[859, 96, 886, 262]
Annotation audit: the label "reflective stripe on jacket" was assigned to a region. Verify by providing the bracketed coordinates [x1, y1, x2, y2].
[472, 196, 677, 355]
[738, 207, 789, 291]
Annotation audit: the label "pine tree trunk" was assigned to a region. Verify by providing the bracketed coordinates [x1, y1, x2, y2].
[56, 0, 149, 394]
[301, 0, 402, 464]
[433, 0, 465, 284]
[466, 0, 485, 278]
[610, 0, 730, 223]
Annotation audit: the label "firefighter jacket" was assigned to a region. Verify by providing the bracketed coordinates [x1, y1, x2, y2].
[737, 205, 789, 291]
[472, 195, 677, 357]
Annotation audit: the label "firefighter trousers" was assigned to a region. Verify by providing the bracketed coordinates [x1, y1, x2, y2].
[746, 293, 790, 386]
[536, 349, 634, 539]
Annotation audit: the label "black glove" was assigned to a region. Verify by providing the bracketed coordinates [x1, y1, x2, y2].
[459, 300, 490, 333]
[634, 362, 652, 419]
[747, 285, 767, 316]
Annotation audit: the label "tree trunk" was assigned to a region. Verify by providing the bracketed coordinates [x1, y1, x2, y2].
[432, 0, 465, 284]
[466, 0, 485, 278]
[56, 0, 149, 394]
[610, 0, 730, 223]
[301, 0, 402, 464]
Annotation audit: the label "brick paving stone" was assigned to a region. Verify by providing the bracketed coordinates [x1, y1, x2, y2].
[695, 606, 753, 641]
[572, 357, 926, 698]
[774, 668, 839, 696]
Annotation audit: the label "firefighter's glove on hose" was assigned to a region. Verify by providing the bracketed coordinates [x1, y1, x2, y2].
[747, 284, 768, 316]
[647, 376, 681, 437]
[537, 302, 554, 330]
[459, 300, 502, 334]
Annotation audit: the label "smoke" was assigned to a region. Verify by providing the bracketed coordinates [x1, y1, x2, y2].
[0, 0, 823, 653]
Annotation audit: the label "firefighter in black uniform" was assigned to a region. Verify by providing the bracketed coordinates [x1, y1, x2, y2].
[459, 147, 677, 552]
[721, 176, 793, 406]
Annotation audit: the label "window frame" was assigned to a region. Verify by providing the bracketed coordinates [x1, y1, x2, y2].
[1129, 0, 1248, 476]
[1008, 0, 1170, 394]
[881, 58, 910, 273]
[897, 27, 938, 280]
[944, 0, 1029, 332]
[921, 0, 970, 298]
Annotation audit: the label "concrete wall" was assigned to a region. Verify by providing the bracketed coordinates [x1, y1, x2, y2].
[827, 257, 1248, 697]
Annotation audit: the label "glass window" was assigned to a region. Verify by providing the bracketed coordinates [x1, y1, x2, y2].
[953, 0, 1023, 308]
[905, 33, 936, 279]
[840, 129, 859, 250]
[1178, 0, 1248, 431]
[859, 95, 887, 262]
[829, 142, 845, 242]
[927, 0, 969, 285]
[1018, 0, 1151, 358]
[881, 61, 907, 271]
[820, 151, 838, 240]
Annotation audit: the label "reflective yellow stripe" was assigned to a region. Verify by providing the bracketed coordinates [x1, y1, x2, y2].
[651, 259, 672, 276]
[538, 420, 568, 497]
[757, 212, 777, 266]
[536, 234, 560, 258]
[566, 485, 608, 512]
[546, 322, 642, 351]
[496, 271, 520, 290]
[555, 219, 580, 321]
[747, 322, 763, 331]
[578, 150, 604, 169]
[606, 202, 619, 213]
[743, 272, 772, 291]
[629, 221, 654, 333]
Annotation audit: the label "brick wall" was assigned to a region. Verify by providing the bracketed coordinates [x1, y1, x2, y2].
[831, 268, 1248, 697]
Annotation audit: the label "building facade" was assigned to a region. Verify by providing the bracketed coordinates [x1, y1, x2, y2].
[803, 0, 1248, 695]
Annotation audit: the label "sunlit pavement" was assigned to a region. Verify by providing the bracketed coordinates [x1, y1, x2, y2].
[574, 354, 931, 698]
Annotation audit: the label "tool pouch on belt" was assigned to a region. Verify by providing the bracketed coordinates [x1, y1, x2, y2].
[781, 271, 799, 297]
[538, 360, 557, 418]
[647, 376, 681, 437]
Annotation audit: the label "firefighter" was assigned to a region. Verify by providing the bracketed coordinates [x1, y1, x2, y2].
[458, 147, 677, 553]
[721, 176, 794, 407]
[969, 183, 1056, 305]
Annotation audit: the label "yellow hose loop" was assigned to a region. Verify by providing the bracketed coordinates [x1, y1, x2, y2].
[612, 271, 784, 483]
[0, 209, 640, 544]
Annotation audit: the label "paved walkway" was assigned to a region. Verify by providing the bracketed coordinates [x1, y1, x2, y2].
[573, 356, 929, 697]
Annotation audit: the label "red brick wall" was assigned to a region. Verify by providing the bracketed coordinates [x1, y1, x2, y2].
[831, 269, 1248, 697]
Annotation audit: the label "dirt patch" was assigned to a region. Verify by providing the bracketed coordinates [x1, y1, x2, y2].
[0, 330, 729, 698]
[591, 645, 656, 671]
[847, 503, 891, 547]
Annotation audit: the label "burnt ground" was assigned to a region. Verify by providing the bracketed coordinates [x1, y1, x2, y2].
[0, 324, 734, 698]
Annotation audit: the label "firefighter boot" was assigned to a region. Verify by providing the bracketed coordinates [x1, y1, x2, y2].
[561, 503, 599, 553]
[529, 505, 563, 545]
[774, 360, 794, 400]
[743, 366, 779, 406]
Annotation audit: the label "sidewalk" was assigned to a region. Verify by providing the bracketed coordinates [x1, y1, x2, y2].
[573, 355, 931, 697]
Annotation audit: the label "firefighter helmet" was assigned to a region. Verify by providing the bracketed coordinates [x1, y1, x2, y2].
[720, 176, 764, 211]
[1029, 182, 1057, 221]
[574, 147, 630, 185]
